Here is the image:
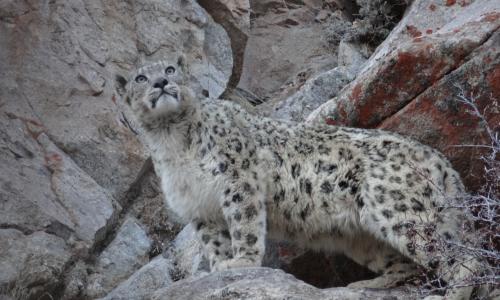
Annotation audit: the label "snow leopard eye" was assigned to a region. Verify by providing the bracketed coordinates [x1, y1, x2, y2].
[165, 66, 176, 75]
[135, 75, 148, 83]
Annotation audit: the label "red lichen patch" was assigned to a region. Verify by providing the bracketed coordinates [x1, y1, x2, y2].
[336, 104, 348, 123]
[396, 51, 421, 78]
[325, 118, 338, 126]
[335, 43, 466, 127]
[426, 29, 433, 34]
[429, 59, 451, 83]
[429, 4, 437, 11]
[323, 22, 495, 130]
[111, 94, 117, 105]
[5, 112, 43, 127]
[445, 0, 456, 6]
[413, 37, 423, 43]
[5, 112, 45, 140]
[406, 25, 422, 38]
[483, 55, 492, 64]
[487, 66, 500, 98]
[378, 50, 500, 191]
[44, 152, 63, 173]
[459, 0, 471, 6]
[378, 92, 487, 190]
[481, 12, 500, 23]
[350, 83, 362, 102]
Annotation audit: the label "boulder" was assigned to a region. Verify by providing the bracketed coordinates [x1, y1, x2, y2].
[0, 114, 115, 298]
[307, 0, 500, 190]
[0, 0, 232, 298]
[100, 256, 174, 300]
[86, 218, 152, 298]
[151, 268, 416, 300]
[379, 30, 500, 190]
[0, 230, 70, 300]
[197, 0, 250, 95]
[236, 0, 338, 99]
[164, 224, 208, 280]
[272, 66, 355, 122]
[0, 0, 232, 201]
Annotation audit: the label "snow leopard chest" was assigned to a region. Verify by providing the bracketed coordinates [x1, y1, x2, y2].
[156, 158, 225, 223]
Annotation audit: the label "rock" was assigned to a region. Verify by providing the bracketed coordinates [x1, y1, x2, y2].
[62, 261, 88, 300]
[0, 230, 71, 300]
[1, 0, 497, 298]
[100, 256, 174, 300]
[166, 224, 208, 279]
[0, 0, 233, 298]
[308, 0, 500, 128]
[307, 0, 500, 190]
[337, 40, 368, 74]
[38, 133, 117, 244]
[151, 268, 416, 300]
[271, 66, 355, 122]
[197, 0, 250, 95]
[86, 218, 152, 298]
[236, 0, 338, 99]
[0, 113, 115, 297]
[127, 166, 183, 258]
[379, 30, 500, 190]
[0, 0, 233, 201]
[0, 116, 116, 245]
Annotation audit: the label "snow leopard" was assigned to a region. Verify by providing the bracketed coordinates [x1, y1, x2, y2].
[115, 58, 483, 300]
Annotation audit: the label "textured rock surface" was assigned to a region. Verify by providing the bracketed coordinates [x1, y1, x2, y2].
[100, 256, 174, 300]
[271, 66, 354, 122]
[0, 0, 230, 298]
[379, 30, 500, 190]
[0, 230, 71, 299]
[165, 224, 207, 279]
[86, 218, 152, 298]
[151, 268, 417, 300]
[308, 0, 500, 190]
[236, 0, 338, 100]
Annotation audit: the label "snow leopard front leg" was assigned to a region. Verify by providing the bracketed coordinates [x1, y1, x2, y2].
[215, 174, 267, 271]
[193, 220, 233, 270]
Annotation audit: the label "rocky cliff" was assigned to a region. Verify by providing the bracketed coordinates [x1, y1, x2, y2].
[0, 0, 498, 299]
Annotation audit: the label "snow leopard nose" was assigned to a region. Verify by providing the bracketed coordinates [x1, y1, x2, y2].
[153, 78, 169, 89]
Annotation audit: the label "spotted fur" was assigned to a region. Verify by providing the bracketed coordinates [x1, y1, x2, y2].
[116, 60, 481, 300]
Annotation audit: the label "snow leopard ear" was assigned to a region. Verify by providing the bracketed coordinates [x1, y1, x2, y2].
[115, 74, 128, 97]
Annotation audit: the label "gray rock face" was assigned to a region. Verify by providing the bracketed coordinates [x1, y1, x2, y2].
[151, 268, 416, 300]
[337, 40, 368, 73]
[86, 218, 152, 298]
[269, 37, 368, 122]
[0, 230, 70, 299]
[272, 66, 355, 122]
[100, 256, 174, 300]
[0, 0, 231, 298]
[236, 0, 338, 100]
[167, 224, 207, 279]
